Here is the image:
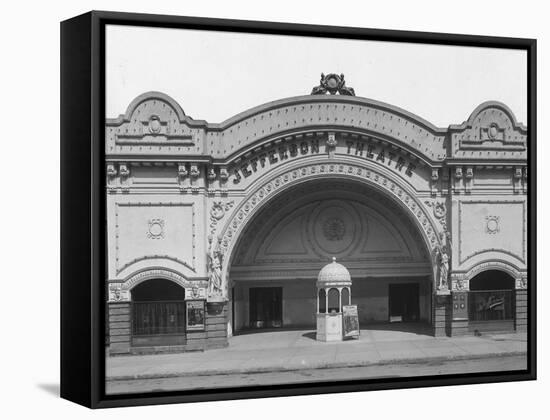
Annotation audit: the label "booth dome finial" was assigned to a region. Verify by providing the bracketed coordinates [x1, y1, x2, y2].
[317, 257, 351, 285]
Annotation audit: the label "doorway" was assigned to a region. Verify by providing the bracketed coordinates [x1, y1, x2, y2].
[389, 283, 420, 322]
[249, 287, 283, 329]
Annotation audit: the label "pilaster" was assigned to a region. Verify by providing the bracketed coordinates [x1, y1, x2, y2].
[433, 293, 451, 337]
[451, 290, 469, 336]
[205, 302, 229, 349]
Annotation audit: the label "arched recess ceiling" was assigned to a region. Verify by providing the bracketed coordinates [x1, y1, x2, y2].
[230, 180, 431, 281]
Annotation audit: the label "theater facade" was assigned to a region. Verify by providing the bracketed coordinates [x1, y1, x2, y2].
[105, 74, 528, 355]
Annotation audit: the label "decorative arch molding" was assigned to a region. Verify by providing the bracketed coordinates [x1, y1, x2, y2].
[215, 157, 443, 299]
[122, 267, 193, 291]
[450, 259, 527, 291]
[457, 248, 525, 270]
[116, 255, 196, 277]
[108, 267, 208, 303]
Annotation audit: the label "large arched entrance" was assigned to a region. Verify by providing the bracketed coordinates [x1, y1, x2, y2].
[468, 270, 516, 333]
[130, 278, 187, 347]
[227, 178, 433, 334]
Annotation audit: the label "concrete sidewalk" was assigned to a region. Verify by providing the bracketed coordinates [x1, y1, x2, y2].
[106, 327, 527, 381]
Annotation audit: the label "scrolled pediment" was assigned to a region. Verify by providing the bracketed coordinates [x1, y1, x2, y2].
[449, 101, 527, 159]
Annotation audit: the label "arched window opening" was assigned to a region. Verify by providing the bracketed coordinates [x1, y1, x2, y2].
[131, 279, 186, 337]
[469, 270, 515, 324]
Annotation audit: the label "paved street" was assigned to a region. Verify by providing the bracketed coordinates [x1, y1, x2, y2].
[107, 354, 526, 394]
[106, 326, 527, 395]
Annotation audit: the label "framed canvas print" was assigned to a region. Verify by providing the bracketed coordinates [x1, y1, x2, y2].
[60, 11, 536, 408]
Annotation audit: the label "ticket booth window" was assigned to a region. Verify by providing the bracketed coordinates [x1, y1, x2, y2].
[328, 288, 340, 313]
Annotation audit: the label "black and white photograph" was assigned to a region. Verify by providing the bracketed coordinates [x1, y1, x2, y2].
[4, 0, 550, 417]
[102, 21, 531, 396]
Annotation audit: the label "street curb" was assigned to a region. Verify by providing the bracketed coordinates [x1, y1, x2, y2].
[106, 350, 527, 382]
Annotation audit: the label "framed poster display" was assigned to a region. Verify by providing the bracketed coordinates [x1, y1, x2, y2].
[186, 300, 206, 331]
[342, 305, 360, 339]
[60, 10, 536, 408]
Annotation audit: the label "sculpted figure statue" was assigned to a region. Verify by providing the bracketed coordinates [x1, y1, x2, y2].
[435, 245, 449, 290]
[207, 236, 224, 298]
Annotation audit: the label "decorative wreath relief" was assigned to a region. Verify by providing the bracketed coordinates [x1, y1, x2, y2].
[486, 215, 500, 234]
[147, 218, 165, 239]
[323, 217, 346, 241]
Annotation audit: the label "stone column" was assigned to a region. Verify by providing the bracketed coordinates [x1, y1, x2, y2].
[515, 277, 528, 332]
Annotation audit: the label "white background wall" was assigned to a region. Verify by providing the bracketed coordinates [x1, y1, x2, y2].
[0, 0, 547, 418]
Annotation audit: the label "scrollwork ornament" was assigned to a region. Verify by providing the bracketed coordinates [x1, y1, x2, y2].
[311, 73, 356, 96]
[210, 202, 226, 220]
[425, 199, 447, 219]
[108, 283, 129, 302]
[433, 202, 446, 219]
[209, 200, 234, 235]
[451, 276, 468, 291]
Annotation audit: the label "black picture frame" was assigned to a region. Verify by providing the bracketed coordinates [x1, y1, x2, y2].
[60, 10, 536, 409]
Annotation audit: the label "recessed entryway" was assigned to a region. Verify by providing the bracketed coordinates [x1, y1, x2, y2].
[389, 283, 420, 322]
[249, 287, 283, 329]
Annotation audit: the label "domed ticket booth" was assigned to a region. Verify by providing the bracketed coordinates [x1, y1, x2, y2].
[316, 258, 352, 342]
